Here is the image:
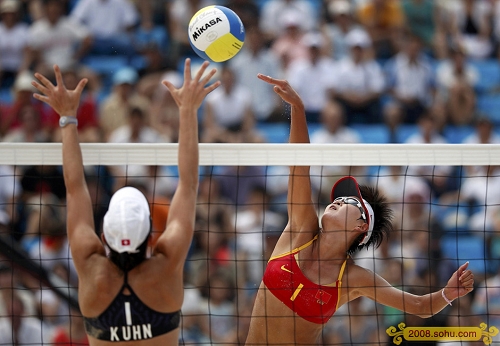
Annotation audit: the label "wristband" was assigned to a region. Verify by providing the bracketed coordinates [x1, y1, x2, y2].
[442, 288, 453, 306]
[59, 116, 78, 128]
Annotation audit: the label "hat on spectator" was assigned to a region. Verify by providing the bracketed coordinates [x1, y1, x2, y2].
[345, 29, 372, 48]
[0, 0, 20, 13]
[113, 67, 139, 85]
[13, 71, 36, 92]
[302, 31, 325, 48]
[103, 187, 151, 254]
[279, 9, 303, 30]
[329, 0, 351, 16]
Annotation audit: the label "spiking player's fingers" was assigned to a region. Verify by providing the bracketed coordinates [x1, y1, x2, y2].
[34, 72, 54, 89]
[257, 73, 286, 86]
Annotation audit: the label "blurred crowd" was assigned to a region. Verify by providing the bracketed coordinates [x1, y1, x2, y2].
[0, 0, 500, 345]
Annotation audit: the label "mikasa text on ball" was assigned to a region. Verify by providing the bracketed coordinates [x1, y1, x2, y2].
[188, 5, 245, 62]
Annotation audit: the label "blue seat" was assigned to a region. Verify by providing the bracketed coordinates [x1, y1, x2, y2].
[440, 236, 486, 275]
[82, 55, 128, 76]
[476, 94, 500, 125]
[351, 124, 389, 143]
[395, 124, 419, 143]
[256, 123, 289, 143]
[470, 60, 500, 94]
[0, 88, 12, 105]
[443, 125, 474, 144]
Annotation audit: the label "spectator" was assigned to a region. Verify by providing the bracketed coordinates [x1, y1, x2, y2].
[2, 104, 49, 142]
[436, 45, 478, 125]
[322, 0, 366, 61]
[405, 113, 455, 198]
[448, 0, 493, 60]
[0, 289, 49, 345]
[202, 65, 260, 143]
[287, 31, 337, 123]
[215, 165, 266, 207]
[99, 67, 150, 141]
[233, 186, 285, 287]
[259, 0, 317, 43]
[229, 25, 282, 123]
[70, 0, 139, 58]
[107, 107, 168, 190]
[384, 34, 435, 124]
[199, 270, 238, 344]
[50, 308, 89, 345]
[456, 165, 500, 234]
[0, 71, 49, 138]
[22, 0, 91, 76]
[331, 29, 385, 124]
[472, 265, 500, 344]
[310, 99, 362, 202]
[47, 67, 100, 143]
[401, 0, 447, 58]
[323, 297, 381, 345]
[168, 0, 213, 60]
[0, 165, 20, 229]
[149, 66, 182, 141]
[271, 9, 309, 75]
[356, 0, 405, 59]
[0, 0, 29, 89]
[224, 0, 260, 29]
[463, 115, 500, 144]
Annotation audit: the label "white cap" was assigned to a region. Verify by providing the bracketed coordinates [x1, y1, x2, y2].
[302, 31, 325, 48]
[103, 187, 151, 253]
[345, 29, 372, 48]
[279, 9, 303, 30]
[1, 0, 20, 13]
[14, 71, 36, 92]
[329, 0, 351, 15]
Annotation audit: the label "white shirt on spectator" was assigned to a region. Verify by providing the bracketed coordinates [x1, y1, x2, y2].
[288, 57, 338, 113]
[260, 0, 317, 37]
[70, 0, 138, 38]
[28, 17, 88, 70]
[0, 22, 29, 72]
[0, 316, 48, 345]
[205, 85, 252, 128]
[229, 47, 281, 121]
[0, 166, 20, 225]
[332, 58, 385, 95]
[385, 53, 435, 105]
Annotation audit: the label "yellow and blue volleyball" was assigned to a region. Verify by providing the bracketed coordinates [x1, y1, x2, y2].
[188, 5, 245, 63]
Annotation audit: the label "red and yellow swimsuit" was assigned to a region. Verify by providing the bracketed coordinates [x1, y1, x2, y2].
[262, 236, 347, 324]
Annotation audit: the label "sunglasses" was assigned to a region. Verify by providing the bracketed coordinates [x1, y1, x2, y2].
[333, 197, 367, 223]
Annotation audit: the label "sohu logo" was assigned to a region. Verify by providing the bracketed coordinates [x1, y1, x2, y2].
[191, 17, 223, 41]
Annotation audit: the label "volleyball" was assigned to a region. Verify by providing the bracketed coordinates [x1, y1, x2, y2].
[188, 5, 245, 63]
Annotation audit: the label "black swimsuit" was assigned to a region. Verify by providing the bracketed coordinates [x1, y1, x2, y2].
[83, 272, 180, 342]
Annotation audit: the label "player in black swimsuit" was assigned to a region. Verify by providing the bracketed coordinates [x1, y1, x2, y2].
[32, 59, 220, 345]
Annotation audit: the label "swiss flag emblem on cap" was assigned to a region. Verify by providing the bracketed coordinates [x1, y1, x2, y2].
[121, 239, 131, 246]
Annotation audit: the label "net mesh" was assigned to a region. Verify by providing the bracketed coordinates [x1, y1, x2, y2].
[0, 143, 498, 345]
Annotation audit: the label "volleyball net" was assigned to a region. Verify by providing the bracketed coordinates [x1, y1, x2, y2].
[0, 142, 499, 345]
